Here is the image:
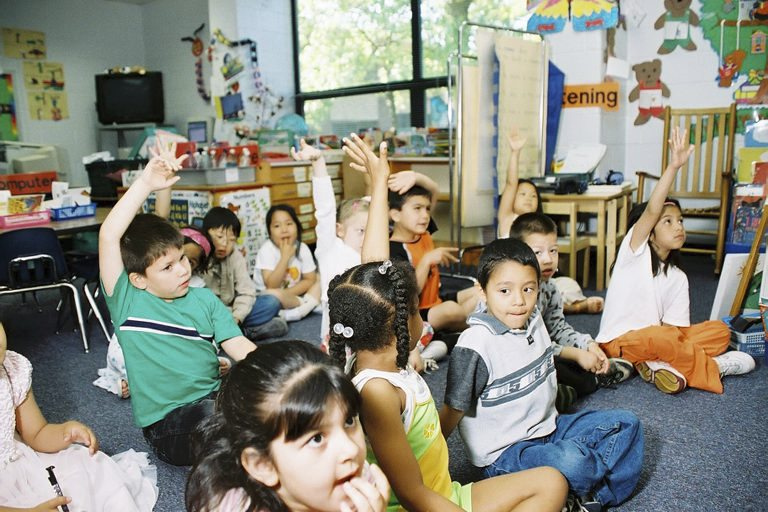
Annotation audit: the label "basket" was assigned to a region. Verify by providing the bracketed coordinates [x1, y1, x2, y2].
[50, 203, 97, 220]
[723, 315, 766, 357]
[0, 210, 51, 229]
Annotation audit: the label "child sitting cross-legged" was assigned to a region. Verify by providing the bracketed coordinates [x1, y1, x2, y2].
[440, 238, 644, 512]
[509, 212, 634, 410]
[99, 139, 260, 466]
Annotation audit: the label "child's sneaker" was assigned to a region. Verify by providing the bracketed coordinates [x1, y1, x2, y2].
[596, 358, 635, 388]
[714, 351, 755, 377]
[562, 493, 603, 512]
[635, 360, 687, 394]
[555, 384, 577, 413]
[243, 317, 289, 341]
[421, 339, 448, 361]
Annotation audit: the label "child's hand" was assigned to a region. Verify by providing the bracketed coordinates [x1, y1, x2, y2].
[62, 420, 98, 455]
[388, 171, 417, 195]
[291, 138, 323, 163]
[587, 341, 610, 374]
[278, 238, 295, 261]
[667, 126, 694, 170]
[507, 129, 527, 153]
[218, 356, 232, 376]
[343, 133, 390, 185]
[575, 349, 601, 374]
[424, 247, 459, 267]
[340, 463, 390, 512]
[30, 496, 72, 511]
[408, 348, 424, 374]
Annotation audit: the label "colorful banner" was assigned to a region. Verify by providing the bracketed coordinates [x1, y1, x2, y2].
[562, 82, 620, 111]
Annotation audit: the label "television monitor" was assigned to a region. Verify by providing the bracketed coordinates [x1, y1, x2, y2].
[95, 72, 164, 125]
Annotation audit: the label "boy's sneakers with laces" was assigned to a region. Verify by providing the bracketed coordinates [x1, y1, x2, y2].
[243, 317, 289, 341]
[596, 358, 635, 388]
[555, 384, 577, 413]
[562, 493, 603, 512]
[714, 351, 756, 377]
[635, 360, 687, 394]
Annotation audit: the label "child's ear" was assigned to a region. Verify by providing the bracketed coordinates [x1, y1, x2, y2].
[336, 222, 346, 239]
[128, 272, 148, 290]
[241, 447, 279, 487]
[389, 208, 401, 223]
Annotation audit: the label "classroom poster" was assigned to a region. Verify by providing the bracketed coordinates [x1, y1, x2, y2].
[2, 28, 46, 59]
[0, 74, 18, 141]
[27, 90, 68, 121]
[143, 190, 213, 227]
[22, 61, 65, 90]
[216, 188, 271, 274]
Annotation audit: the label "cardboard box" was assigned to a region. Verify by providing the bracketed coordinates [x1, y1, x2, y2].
[270, 182, 313, 201]
[256, 163, 309, 184]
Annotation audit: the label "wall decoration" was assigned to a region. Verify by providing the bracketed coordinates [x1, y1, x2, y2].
[22, 61, 64, 90]
[2, 28, 45, 59]
[180, 23, 211, 102]
[216, 187, 271, 274]
[654, 0, 700, 54]
[527, 0, 619, 35]
[719, 49, 747, 87]
[27, 90, 68, 121]
[627, 59, 669, 125]
[0, 74, 18, 141]
[562, 82, 620, 111]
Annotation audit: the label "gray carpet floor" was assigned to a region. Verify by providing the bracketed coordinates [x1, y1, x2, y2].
[1, 253, 766, 511]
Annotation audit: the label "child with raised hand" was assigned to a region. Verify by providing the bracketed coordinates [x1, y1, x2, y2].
[0, 323, 157, 511]
[327, 261, 567, 512]
[203, 207, 287, 342]
[99, 138, 259, 466]
[294, 137, 371, 341]
[596, 126, 755, 394]
[440, 238, 644, 511]
[508, 213, 634, 410]
[253, 203, 321, 322]
[186, 340, 389, 512]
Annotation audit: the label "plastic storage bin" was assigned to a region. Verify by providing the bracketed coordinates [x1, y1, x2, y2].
[723, 315, 766, 357]
[50, 203, 97, 220]
[175, 166, 256, 186]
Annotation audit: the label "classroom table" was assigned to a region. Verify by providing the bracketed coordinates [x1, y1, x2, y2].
[0, 207, 109, 236]
[540, 185, 635, 291]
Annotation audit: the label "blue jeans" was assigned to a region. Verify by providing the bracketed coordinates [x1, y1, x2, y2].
[241, 294, 281, 329]
[483, 409, 643, 506]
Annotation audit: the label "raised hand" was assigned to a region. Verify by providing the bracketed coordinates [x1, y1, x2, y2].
[507, 129, 527, 153]
[667, 126, 694, 170]
[291, 138, 323, 163]
[388, 171, 417, 195]
[343, 133, 390, 185]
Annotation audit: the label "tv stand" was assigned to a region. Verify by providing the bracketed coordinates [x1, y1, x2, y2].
[98, 123, 156, 158]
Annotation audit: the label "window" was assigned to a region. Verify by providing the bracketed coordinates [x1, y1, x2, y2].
[292, 1, 527, 136]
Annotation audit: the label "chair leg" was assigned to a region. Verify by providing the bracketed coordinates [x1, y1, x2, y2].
[582, 247, 590, 289]
[62, 283, 89, 353]
[83, 281, 110, 341]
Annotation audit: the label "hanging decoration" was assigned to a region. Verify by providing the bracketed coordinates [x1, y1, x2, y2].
[654, 0, 700, 54]
[627, 58, 670, 126]
[527, 0, 619, 35]
[181, 23, 211, 102]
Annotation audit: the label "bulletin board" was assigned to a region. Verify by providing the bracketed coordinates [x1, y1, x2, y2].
[452, 22, 547, 242]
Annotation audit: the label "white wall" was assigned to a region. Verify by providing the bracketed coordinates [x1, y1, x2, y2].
[0, 0, 145, 185]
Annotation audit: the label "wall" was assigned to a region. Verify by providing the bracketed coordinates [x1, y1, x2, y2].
[0, 0, 145, 185]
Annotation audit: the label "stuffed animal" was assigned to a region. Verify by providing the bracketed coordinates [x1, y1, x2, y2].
[628, 59, 670, 125]
[654, 0, 700, 54]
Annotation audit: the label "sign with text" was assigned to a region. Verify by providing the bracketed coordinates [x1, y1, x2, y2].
[562, 82, 620, 111]
[0, 171, 57, 194]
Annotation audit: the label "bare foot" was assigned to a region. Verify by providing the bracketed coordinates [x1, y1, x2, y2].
[564, 296, 604, 315]
[120, 379, 130, 399]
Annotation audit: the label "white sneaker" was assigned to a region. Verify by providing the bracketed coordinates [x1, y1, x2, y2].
[714, 351, 756, 377]
[420, 340, 448, 361]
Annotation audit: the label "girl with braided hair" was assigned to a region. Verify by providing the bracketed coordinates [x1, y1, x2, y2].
[327, 260, 568, 512]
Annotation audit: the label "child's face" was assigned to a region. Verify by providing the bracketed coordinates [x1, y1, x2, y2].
[481, 260, 539, 330]
[208, 226, 237, 260]
[183, 242, 204, 272]
[337, 211, 368, 253]
[514, 182, 539, 214]
[523, 232, 559, 281]
[269, 210, 299, 247]
[650, 205, 685, 253]
[269, 399, 367, 512]
[133, 247, 192, 300]
[391, 195, 431, 236]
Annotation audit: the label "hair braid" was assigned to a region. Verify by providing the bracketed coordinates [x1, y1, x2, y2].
[327, 272, 351, 369]
[387, 263, 412, 369]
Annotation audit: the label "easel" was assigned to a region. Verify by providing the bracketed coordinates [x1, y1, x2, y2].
[730, 203, 768, 316]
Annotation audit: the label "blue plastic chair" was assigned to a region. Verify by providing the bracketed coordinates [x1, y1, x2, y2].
[0, 227, 98, 352]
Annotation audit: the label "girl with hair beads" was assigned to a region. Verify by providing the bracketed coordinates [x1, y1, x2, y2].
[0, 323, 158, 511]
[596, 126, 755, 394]
[186, 340, 390, 512]
[327, 261, 568, 512]
[254, 204, 322, 322]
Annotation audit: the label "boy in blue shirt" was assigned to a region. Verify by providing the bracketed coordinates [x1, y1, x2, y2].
[99, 141, 257, 465]
[439, 238, 644, 511]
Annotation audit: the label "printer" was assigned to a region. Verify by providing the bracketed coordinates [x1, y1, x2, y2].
[531, 173, 589, 195]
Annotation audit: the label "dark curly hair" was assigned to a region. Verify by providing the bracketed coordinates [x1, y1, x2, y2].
[327, 261, 419, 370]
[186, 340, 361, 512]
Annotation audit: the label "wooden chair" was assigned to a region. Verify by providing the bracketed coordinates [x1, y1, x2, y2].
[636, 103, 736, 274]
[542, 201, 591, 288]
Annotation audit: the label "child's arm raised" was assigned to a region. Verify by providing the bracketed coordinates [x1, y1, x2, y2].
[630, 126, 693, 251]
[388, 170, 440, 211]
[360, 380, 464, 512]
[99, 140, 185, 295]
[343, 134, 390, 262]
[497, 130, 527, 237]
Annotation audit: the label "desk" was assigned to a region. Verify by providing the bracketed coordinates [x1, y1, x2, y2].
[541, 185, 635, 290]
[0, 207, 109, 236]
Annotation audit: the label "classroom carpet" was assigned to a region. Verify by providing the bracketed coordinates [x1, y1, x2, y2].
[1, 254, 766, 511]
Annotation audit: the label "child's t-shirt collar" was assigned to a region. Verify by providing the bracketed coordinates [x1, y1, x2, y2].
[468, 307, 540, 337]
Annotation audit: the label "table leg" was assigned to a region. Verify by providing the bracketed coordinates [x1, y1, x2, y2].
[605, 199, 618, 288]
[596, 200, 606, 290]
